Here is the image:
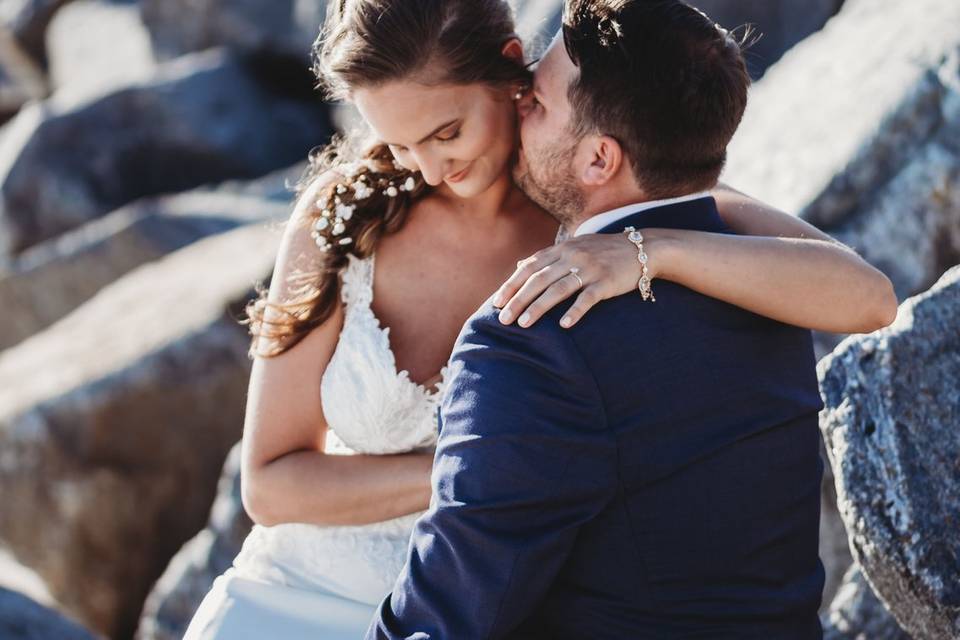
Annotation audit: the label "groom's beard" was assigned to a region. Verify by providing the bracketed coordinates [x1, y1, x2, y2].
[513, 140, 585, 233]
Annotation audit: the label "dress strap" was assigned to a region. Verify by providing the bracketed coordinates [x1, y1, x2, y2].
[340, 253, 375, 309]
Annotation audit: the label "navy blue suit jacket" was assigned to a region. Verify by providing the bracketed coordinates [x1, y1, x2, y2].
[366, 197, 825, 639]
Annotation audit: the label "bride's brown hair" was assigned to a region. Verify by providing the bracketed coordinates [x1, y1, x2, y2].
[242, 0, 531, 358]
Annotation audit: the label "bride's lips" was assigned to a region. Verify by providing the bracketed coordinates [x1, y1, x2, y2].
[445, 162, 472, 183]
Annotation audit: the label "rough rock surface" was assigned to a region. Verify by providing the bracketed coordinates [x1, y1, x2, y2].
[822, 565, 913, 640]
[140, 0, 328, 65]
[725, 0, 960, 299]
[0, 587, 99, 640]
[0, 189, 291, 351]
[0, 222, 280, 638]
[0, 47, 329, 258]
[135, 443, 253, 640]
[819, 265, 960, 639]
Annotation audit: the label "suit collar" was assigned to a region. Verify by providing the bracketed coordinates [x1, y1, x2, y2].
[594, 196, 727, 235]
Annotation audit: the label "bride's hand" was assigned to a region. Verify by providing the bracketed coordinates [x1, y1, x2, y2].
[492, 230, 672, 329]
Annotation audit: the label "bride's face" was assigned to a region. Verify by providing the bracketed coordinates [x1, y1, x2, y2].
[353, 79, 517, 199]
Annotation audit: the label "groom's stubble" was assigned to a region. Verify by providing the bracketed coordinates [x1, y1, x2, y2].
[513, 134, 586, 234]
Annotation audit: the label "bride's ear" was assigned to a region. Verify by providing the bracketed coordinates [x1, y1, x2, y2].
[501, 38, 525, 64]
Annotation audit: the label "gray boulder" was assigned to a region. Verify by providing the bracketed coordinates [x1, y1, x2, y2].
[0, 186, 292, 351]
[0, 222, 280, 638]
[0, 46, 330, 259]
[822, 565, 912, 640]
[140, 0, 328, 65]
[725, 0, 960, 300]
[819, 265, 960, 639]
[135, 442, 253, 640]
[0, 587, 99, 640]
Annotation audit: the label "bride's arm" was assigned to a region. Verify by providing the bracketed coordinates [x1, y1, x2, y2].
[241, 180, 432, 528]
[493, 186, 897, 333]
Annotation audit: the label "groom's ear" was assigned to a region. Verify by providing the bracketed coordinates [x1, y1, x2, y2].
[501, 38, 525, 64]
[579, 135, 624, 187]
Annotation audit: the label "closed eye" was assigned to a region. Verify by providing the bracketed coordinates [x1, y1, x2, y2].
[435, 127, 461, 143]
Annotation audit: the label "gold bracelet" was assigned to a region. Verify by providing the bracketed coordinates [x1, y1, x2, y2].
[623, 226, 656, 302]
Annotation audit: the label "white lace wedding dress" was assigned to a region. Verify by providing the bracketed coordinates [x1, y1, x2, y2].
[184, 253, 448, 639]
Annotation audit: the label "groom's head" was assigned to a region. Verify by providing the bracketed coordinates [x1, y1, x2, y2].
[514, 0, 750, 231]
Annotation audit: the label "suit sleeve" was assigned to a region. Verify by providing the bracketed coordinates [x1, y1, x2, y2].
[366, 308, 618, 640]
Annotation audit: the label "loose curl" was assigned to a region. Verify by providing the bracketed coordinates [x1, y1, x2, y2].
[242, 0, 531, 358]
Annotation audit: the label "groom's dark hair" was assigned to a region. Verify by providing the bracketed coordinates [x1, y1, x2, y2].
[562, 0, 750, 197]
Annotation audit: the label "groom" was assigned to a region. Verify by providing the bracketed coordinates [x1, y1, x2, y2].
[367, 1, 825, 638]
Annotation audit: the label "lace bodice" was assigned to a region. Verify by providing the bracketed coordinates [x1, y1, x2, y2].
[321, 254, 448, 454]
[232, 254, 448, 605]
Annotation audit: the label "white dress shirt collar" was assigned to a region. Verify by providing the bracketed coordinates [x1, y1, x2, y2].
[572, 191, 713, 237]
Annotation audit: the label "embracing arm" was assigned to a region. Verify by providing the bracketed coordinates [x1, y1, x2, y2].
[240, 180, 432, 528]
[367, 313, 615, 639]
[494, 187, 897, 334]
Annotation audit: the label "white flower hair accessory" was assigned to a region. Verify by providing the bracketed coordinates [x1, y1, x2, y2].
[309, 170, 424, 252]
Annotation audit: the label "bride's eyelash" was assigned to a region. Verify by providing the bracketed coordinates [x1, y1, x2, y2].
[437, 129, 461, 143]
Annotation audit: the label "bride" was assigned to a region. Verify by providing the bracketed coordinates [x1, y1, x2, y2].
[184, 0, 896, 637]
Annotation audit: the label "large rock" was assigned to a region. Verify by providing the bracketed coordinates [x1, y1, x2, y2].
[0, 46, 330, 259]
[46, 0, 156, 104]
[819, 265, 960, 639]
[513, 0, 844, 75]
[0, 222, 280, 638]
[0, 187, 291, 351]
[823, 565, 913, 640]
[139, 0, 328, 65]
[135, 443, 253, 640]
[725, 0, 960, 300]
[0, 587, 99, 640]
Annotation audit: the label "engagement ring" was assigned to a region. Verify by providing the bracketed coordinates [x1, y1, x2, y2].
[569, 267, 584, 289]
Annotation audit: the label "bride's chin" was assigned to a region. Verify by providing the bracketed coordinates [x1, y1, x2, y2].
[447, 165, 503, 198]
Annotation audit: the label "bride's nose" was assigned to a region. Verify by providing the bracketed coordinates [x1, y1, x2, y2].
[410, 150, 445, 186]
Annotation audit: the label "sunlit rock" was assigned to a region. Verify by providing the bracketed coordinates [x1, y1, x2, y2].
[0, 222, 279, 638]
[726, 0, 960, 300]
[820, 266, 960, 639]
